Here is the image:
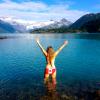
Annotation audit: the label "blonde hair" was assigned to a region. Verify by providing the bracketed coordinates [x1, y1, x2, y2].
[46, 46, 55, 65]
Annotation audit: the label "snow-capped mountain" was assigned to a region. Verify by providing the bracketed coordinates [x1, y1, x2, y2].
[41, 18, 72, 29]
[0, 16, 27, 32]
[0, 19, 16, 33]
[25, 21, 54, 30]
[0, 16, 55, 30]
[0, 16, 72, 33]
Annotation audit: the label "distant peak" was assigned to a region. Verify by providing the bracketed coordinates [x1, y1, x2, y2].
[61, 18, 68, 22]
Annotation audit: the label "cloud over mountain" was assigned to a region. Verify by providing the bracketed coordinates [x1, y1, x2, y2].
[0, 0, 88, 22]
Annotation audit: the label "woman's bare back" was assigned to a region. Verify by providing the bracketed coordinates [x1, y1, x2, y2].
[46, 54, 56, 68]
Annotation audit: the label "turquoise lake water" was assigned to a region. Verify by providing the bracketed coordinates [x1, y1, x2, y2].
[0, 34, 100, 100]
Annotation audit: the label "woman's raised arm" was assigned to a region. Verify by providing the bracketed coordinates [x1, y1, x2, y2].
[36, 38, 47, 56]
[55, 40, 68, 56]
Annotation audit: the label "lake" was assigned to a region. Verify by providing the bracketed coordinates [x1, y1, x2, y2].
[0, 33, 100, 100]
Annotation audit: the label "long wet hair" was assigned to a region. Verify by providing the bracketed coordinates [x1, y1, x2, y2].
[46, 46, 55, 64]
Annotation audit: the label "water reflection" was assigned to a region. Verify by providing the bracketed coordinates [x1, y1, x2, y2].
[45, 76, 56, 91]
[41, 78, 60, 100]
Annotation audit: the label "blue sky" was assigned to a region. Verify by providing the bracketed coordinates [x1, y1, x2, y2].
[0, 0, 100, 22]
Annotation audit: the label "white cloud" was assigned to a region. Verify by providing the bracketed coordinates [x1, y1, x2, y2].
[0, 1, 89, 22]
[0, 1, 47, 11]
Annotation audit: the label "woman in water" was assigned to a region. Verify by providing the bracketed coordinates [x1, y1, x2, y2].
[36, 38, 68, 84]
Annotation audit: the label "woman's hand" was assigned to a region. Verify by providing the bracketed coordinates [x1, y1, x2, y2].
[64, 40, 68, 45]
[36, 38, 40, 43]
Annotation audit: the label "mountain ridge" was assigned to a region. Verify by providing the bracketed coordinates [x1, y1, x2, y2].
[31, 13, 100, 33]
[0, 13, 100, 33]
